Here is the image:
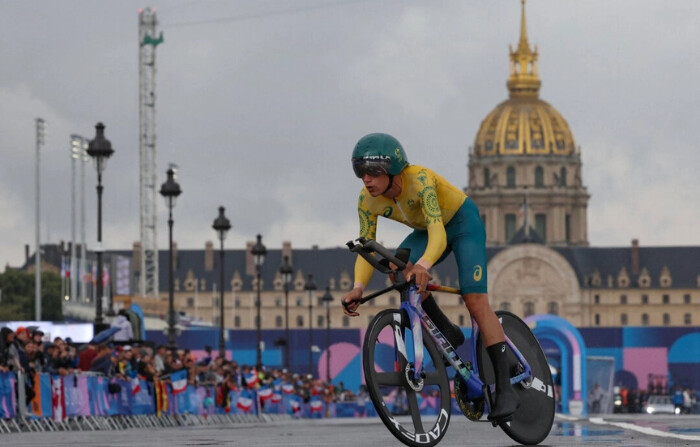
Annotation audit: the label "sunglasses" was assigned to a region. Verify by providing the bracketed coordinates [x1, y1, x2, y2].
[352, 158, 391, 178]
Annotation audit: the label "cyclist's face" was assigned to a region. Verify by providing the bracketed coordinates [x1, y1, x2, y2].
[361, 172, 390, 196]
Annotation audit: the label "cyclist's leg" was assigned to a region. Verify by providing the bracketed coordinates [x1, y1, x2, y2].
[398, 230, 465, 348]
[451, 198, 519, 421]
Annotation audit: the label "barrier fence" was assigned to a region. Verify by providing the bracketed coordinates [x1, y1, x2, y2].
[0, 371, 448, 432]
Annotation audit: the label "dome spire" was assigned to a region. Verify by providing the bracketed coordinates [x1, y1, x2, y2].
[507, 0, 541, 97]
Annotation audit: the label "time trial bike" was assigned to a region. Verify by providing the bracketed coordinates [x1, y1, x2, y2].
[343, 238, 555, 447]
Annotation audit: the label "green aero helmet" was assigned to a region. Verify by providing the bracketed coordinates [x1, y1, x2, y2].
[351, 133, 408, 178]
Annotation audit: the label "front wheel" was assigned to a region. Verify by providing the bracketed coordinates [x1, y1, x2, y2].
[476, 311, 555, 445]
[363, 309, 451, 447]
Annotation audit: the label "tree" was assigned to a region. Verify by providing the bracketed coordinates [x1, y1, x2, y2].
[0, 268, 63, 321]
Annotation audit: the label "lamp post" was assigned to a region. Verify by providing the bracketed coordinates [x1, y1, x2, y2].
[159, 168, 181, 349]
[212, 206, 231, 358]
[321, 286, 333, 383]
[304, 274, 317, 377]
[86, 122, 114, 334]
[278, 255, 294, 369]
[251, 234, 267, 367]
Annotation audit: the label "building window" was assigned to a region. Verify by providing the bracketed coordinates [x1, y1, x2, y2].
[641, 313, 649, 326]
[389, 296, 397, 306]
[500, 302, 511, 312]
[594, 294, 600, 304]
[663, 313, 670, 325]
[255, 315, 260, 329]
[458, 315, 465, 326]
[505, 213, 517, 242]
[535, 213, 547, 242]
[235, 298, 241, 308]
[317, 315, 324, 327]
[684, 313, 692, 325]
[275, 297, 282, 307]
[317, 297, 324, 307]
[620, 294, 627, 305]
[662, 294, 670, 304]
[506, 166, 516, 188]
[234, 315, 241, 328]
[342, 316, 350, 327]
[213, 316, 220, 326]
[684, 294, 691, 304]
[534, 166, 544, 188]
[296, 316, 304, 327]
[484, 167, 491, 187]
[213, 297, 219, 307]
[481, 214, 486, 228]
[275, 316, 283, 328]
[296, 298, 303, 307]
[524, 302, 535, 318]
[547, 302, 558, 315]
[594, 314, 600, 326]
[565, 214, 571, 243]
[641, 294, 648, 305]
[367, 314, 374, 325]
[187, 297, 194, 308]
[620, 313, 628, 325]
[560, 167, 567, 186]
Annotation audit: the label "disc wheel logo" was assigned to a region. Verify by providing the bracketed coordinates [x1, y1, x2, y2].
[472, 265, 483, 282]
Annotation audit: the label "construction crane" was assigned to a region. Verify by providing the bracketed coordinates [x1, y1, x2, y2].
[138, 7, 163, 298]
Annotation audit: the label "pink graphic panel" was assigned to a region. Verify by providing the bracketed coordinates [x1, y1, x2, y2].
[623, 347, 667, 390]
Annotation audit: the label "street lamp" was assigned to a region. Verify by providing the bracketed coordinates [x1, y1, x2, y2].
[278, 255, 294, 369]
[321, 286, 334, 383]
[304, 273, 317, 377]
[86, 122, 114, 334]
[159, 168, 181, 349]
[251, 234, 267, 367]
[212, 206, 231, 358]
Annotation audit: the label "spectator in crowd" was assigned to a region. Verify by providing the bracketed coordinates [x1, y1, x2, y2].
[154, 345, 167, 373]
[50, 338, 76, 376]
[137, 353, 157, 382]
[78, 342, 99, 372]
[90, 345, 118, 377]
[111, 309, 134, 342]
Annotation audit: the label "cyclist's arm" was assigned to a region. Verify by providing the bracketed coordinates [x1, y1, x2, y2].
[353, 192, 378, 289]
[416, 172, 447, 270]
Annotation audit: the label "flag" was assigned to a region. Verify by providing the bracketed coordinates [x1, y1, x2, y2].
[236, 391, 253, 412]
[271, 393, 282, 404]
[310, 399, 323, 413]
[244, 370, 259, 388]
[257, 386, 273, 402]
[131, 376, 141, 396]
[282, 383, 295, 395]
[51, 375, 66, 421]
[290, 398, 301, 413]
[170, 370, 188, 395]
[60, 257, 70, 278]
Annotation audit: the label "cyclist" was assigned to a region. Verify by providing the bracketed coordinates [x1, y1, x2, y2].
[342, 132, 519, 422]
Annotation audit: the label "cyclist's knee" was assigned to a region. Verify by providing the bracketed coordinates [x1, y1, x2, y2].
[462, 293, 490, 313]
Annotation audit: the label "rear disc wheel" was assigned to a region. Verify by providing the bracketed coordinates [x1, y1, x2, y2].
[476, 311, 555, 445]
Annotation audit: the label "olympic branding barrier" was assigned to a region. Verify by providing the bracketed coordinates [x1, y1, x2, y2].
[0, 371, 448, 433]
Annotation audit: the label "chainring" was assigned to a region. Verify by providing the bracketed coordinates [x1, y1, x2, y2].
[454, 377, 484, 421]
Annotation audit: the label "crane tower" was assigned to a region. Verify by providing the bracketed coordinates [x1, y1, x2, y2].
[138, 8, 163, 298]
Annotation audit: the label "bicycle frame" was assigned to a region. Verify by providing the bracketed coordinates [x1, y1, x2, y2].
[399, 284, 535, 402]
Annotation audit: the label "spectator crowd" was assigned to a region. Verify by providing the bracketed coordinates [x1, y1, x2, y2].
[0, 323, 359, 414]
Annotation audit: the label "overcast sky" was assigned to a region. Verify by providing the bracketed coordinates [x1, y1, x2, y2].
[1, 0, 699, 268]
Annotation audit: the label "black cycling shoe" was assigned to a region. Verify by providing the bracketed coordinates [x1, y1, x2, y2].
[487, 387, 520, 423]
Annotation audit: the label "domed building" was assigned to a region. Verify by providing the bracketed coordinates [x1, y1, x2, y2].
[466, 0, 589, 246]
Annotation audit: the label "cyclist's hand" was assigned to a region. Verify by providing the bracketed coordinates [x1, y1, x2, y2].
[406, 263, 431, 295]
[342, 288, 363, 317]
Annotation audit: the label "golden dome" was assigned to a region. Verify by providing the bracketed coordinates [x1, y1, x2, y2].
[473, 0, 576, 157]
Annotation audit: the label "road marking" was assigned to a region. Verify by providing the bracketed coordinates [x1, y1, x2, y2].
[590, 417, 700, 441]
